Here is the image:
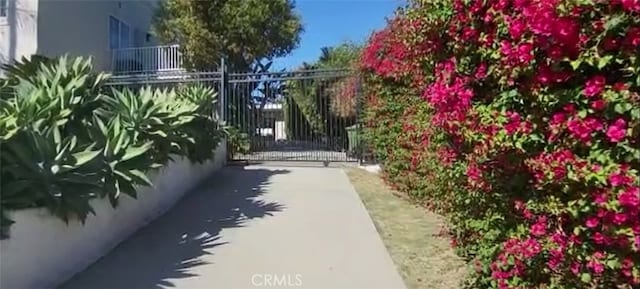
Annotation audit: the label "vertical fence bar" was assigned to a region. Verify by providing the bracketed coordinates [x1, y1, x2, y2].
[355, 74, 364, 165]
[219, 58, 226, 122]
[219, 58, 228, 159]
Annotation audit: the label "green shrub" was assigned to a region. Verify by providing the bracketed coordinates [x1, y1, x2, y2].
[0, 56, 225, 236]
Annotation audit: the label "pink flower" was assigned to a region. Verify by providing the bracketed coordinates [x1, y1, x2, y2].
[587, 252, 606, 274]
[504, 111, 521, 134]
[467, 164, 482, 182]
[570, 262, 581, 275]
[593, 191, 608, 205]
[588, 260, 605, 274]
[606, 118, 627, 142]
[619, 187, 640, 207]
[584, 75, 606, 97]
[567, 117, 602, 142]
[614, 213, 628, 225]
[509, 19, 527, 39]
[475, 63, 487, 79]
[517, 43, 534, 64]
[531, 216, 548, 236]
[622, 258, 634, 277]
[500, 40, 512, 57]
[551, 112, 565, 125]
[609, 171, 633, 187]
[564, 104, 577, 113]
[462, 27, 477, 41]
[622, 0, 640, 13]
[586, 217, 600, 228]
[531, 222, 546, 236]
[592, 232, 609, 245]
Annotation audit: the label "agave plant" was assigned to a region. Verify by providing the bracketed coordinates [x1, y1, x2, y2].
[173, 84, 224, 162]
[176, 83, 218, 119]
[0, 55, 109, 142]
[1, 127, 102, 231]
[0, 55, 110, 234]
[88, 116, 155, 206]
[222, 124, 250, 156]
[98, 87, 179, 164]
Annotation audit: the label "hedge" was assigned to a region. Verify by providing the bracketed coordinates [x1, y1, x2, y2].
[360, 0, 640, 288]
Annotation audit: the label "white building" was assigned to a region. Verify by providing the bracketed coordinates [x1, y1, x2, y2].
[0, 0, 181, 74]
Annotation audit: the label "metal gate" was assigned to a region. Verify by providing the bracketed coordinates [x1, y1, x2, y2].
[107, 64, 363, 163]
[221, 67, 362, 163]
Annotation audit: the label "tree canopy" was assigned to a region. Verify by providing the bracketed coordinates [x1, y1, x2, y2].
[152, 0, 303, 71]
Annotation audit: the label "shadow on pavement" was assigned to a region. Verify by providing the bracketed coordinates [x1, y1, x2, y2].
[59, 166, 289, 289]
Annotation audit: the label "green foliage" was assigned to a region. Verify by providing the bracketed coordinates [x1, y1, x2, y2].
[223, 125, 250, 156]
[317, 42, 362, 69]
[0, 56, 224, 236]
[152, 0, 303, 71]
[283, 43, 361, 143]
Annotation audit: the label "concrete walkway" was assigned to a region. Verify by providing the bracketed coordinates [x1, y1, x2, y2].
[59, 165, 406, 289]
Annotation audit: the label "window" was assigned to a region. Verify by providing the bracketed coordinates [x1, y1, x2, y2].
[109, 16, 130, 49]
[0, 0, 8, 18]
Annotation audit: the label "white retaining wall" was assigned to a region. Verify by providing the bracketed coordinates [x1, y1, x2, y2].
[0, 141, 227, 289]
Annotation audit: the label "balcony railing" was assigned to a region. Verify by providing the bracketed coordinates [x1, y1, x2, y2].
[111, 44, 184, 75]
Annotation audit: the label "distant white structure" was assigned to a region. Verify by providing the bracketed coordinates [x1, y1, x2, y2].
[257, 103, 287, 141]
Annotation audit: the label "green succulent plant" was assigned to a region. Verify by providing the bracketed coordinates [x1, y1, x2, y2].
[0, 55, 225, 237]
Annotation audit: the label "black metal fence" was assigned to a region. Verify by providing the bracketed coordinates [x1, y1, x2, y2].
[107, 64, 364, 163]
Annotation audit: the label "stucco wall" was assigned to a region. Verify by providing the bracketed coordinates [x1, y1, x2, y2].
[0, 0, 38, 71]
[37, 0, 159, 71]
[0, 141, 227, 289]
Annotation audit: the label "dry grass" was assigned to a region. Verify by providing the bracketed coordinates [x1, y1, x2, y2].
[345, 168, 467, 289]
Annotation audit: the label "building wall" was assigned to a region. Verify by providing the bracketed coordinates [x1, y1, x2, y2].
[0, 0, 38, 72]
[0, 142, 227, 289]
[37, 0, 158, 71]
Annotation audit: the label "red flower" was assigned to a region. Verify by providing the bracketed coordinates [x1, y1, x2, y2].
[547, 45, 564, 60]
[591, 99, 607, 110]
[553, 17, 580, 46]
[606, 118, 627, 142]
[602, 36, 620, 51]
[625, 27, 640, 47]
[614, 82, 630, 91]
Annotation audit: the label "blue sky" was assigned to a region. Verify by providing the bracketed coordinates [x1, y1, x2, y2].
[272, 0, 406, 70]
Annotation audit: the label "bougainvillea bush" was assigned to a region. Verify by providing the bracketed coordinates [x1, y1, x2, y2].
[360, 0, 640, 288]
